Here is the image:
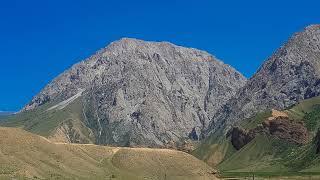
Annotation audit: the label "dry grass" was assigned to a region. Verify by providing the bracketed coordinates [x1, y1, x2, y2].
[0, 127, 218, 179]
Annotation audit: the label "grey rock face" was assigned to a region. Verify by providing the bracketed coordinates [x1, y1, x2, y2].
[208, 25, 320, 134]
[23, 38, 246, 147]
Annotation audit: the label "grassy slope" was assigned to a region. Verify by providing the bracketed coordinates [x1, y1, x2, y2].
[192, 133, 236, 168]
[0, 127, 217, 180]
[240, 110, 272, 129]
[218, 135, 277, 172]
[194, 96, 320, 177]
[0, 97, 86, 138]
[285, 96, 320, 120]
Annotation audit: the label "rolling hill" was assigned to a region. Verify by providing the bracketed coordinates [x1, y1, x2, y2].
[0, 95, 94, 144]
[0, 127, 218, 180]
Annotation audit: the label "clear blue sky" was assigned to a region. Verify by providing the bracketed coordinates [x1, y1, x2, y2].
[1, 0, 320, 111]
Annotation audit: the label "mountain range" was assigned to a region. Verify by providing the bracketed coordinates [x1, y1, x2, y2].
[207, 24, 320, 135]
[193, 24, 320, 177]
[0, 111, 14, 116]
[1, 24, 320, 179]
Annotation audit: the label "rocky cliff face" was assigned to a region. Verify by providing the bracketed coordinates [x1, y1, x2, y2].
[265, 117, 309, 144]
[227, 126, 256, 150]
[23, 38, 246, 147]
[208, 25, 320, 134]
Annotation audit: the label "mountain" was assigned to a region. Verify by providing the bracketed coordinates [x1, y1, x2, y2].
[207, 24, 320, 134]
[3, 38, 246, 148]
[0, 127, 218, 179]
[192, 24, 320, 179]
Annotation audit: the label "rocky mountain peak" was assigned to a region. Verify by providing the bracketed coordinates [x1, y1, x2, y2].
[22, 38, 246, 147]
[207, 25, 320, 134]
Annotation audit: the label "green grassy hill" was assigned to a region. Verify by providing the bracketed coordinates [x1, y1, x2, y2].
[0, 127, 217, 180]
[0, 96, 95, 144]
[2, 98, 79, 136]
[193, 96, 320, 178]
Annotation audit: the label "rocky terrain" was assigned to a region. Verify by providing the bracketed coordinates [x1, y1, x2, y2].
[265, 117, 309, 144]
[194, 95, 320, 175]
[228, 116, 309, 150]
[207, 25, 320, 134]
[21, 38, 246, 147]
[227, 126, 255, 150]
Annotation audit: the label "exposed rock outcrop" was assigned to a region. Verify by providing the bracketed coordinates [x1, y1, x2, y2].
[264, 117, 309, 144]
[208, 25, 320, 134]
[267, 109, 289, 121]
[22, 38, 246, 147]
[227, 126, 256, 150]
[228, 116, 309, 150]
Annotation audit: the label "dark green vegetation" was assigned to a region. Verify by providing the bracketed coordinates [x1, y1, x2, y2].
[193, 96, 320, 178]
[304, 106, 320, 131]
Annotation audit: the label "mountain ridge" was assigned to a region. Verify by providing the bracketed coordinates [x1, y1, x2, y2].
[207, 24, 320, 135]
[23, 38, 245, 112]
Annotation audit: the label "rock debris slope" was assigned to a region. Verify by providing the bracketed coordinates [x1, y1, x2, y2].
[22, 38, 246, 147]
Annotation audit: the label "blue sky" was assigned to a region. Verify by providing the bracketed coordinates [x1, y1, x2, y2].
[1, 0, 320, 111]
